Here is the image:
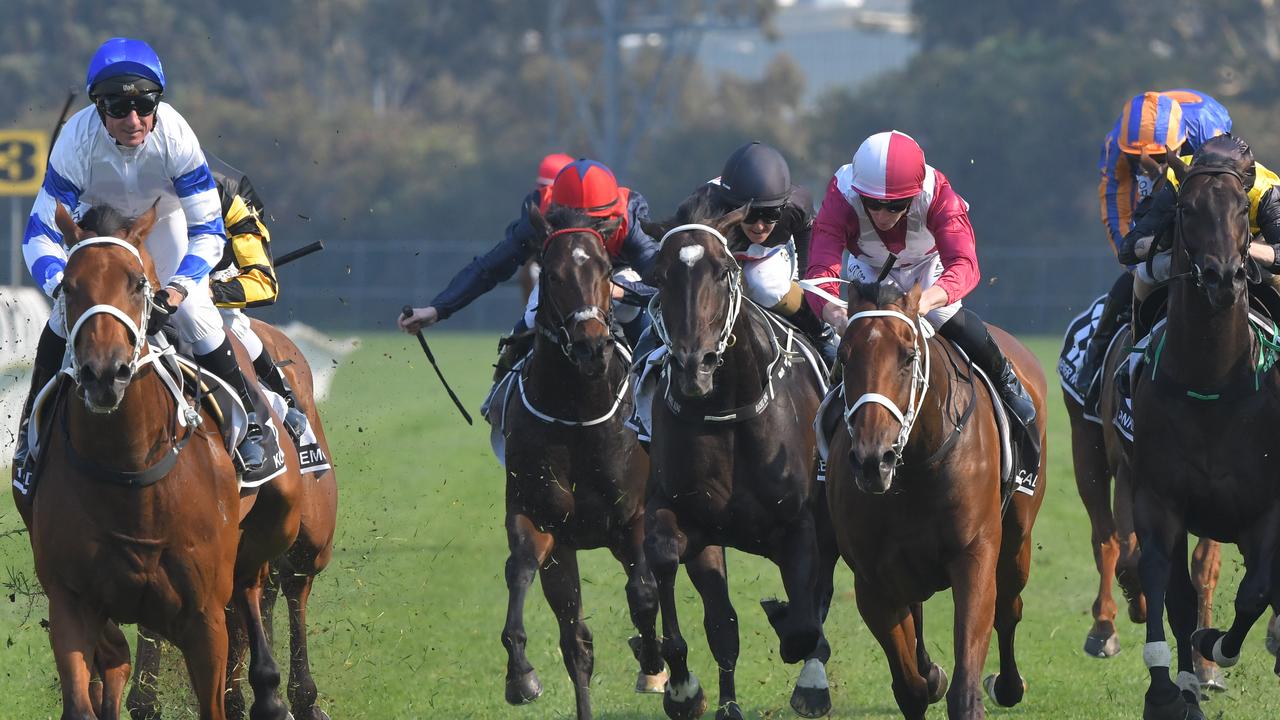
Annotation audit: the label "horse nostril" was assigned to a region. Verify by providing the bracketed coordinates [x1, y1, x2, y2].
[700, 351, 718, 368]
[881, 450, 896, 468]
[114, 364, 133, 382]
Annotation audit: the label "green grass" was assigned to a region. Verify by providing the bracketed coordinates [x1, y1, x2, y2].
[3, 332, 1279, 719]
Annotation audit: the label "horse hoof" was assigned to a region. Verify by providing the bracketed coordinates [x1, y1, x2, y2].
[1142, 689, 1187, 720]
[926, 663, 948, 704]
[630, 635, 666, 678]
[982, 673, 1026, 708]
[1266, 614, 1280, 657]
[716, 700, 745, 720]
[505, 669, 543, 705]
[1191, 628, 1238, 668]
[636, 668, 670, 694]
[1195, 664, 1227, 695]
[779, 625, 821, 664]
[663, 683, 708, 720]
[790, 685, 831, 718]
[1084, 631, 1122, 658]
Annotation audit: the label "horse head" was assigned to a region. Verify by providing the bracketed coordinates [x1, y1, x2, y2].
[1167, 137, 1253, 309]
[840, 279, 927, 495]
[528, 202, 620, 376]
[53, 202, 159, 413]
[649, 202, 748, 397]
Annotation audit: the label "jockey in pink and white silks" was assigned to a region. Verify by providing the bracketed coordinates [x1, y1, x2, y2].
[804, 130, 1038, 433]
[12, 37, 268, 483]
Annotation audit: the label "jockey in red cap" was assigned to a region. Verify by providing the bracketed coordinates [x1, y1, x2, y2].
[537, 153, 575, 187]
[399, 157, 660, 369]
[805, 130, 1039, 446]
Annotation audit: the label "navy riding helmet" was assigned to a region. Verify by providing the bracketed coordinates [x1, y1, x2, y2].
[718, 141, 793, 209]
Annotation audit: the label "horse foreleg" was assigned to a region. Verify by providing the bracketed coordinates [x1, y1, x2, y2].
[911, 604, 947, 704]
[178, 603, 230, 720]
[281, 571, 328, 720]
[1165, 533, 1205, 714]
[501, 512, 554, 706]
[853, 581, 928, 720]
[1189, 538, 1225, 692]
[1135, 499, 1187, 720]
[686, 546, 742, 720]
[984, 516, 1033, 709]
[1113, 462, 1147, 625]
[787, 501, 840, 719]
[644, 506, 706, 720]
[772, 520, 821, 664]
[538, 545, 594, 720]
[46, 584, 106, 720]
[225, 602, 250, 720]
[234, 566, 290, 720]
[1067, 401, 1122, 657]
[1190, 517, 1280, 671]
[946, 552, 997, 720]
[612, 520, 666, 693]
[126, 627, 163, 720]
[94, 621, 132, 720]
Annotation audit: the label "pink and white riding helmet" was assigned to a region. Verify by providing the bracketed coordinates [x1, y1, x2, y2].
[848, 130, 927, 200]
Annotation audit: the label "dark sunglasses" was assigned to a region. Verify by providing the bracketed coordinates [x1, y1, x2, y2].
[98, 93, 161, 119]
[744, 205, 784, 224]
[862, 196, 912, 213]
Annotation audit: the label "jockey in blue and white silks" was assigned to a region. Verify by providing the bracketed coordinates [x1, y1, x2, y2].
[12, 37, 269, 484]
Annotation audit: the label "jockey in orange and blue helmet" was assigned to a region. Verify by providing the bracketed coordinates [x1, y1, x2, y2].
[399, 158, 660, 353]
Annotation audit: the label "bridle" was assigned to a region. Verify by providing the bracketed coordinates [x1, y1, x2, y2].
[58, 237, 156, 387]
[1163, 164, 1253, 290]
[843, 308, 932, 467]
[649, 223, 744, 365]
[536, 226, 615, 357]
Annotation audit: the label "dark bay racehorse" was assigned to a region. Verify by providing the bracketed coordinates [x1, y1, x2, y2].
[495, 203, 665, 720]
[1064, 326, 1225, 689]
[1130, 141, 1280, 720]
[22, 204, 302, 720]
[125, 319, 339, 720]
[644, 203, 836, 720]
[827, 280, 1046, 720]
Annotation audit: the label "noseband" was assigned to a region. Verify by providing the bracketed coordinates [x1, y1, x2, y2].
[650, 223, 743, 364]
[844, 309, 932, 465]
[537, 227, 615, 356]
[59, 237, 155, 386]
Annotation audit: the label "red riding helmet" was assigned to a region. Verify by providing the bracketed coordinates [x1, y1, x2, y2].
[551, 159, 622, 217]
[536, 153, 575, 186]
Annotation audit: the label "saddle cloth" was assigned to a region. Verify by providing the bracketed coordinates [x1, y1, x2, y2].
[1057, 293, 1108, 419]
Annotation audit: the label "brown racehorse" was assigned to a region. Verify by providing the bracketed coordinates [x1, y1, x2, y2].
[21, 203, 302, 720]
[494, 202, 665, 720]
[643, 203, 837, 720]
[1130, 141, 1280, 720]
[1063, 318, 1225, 690]
[125, 319, 338, 720]
[827, 280, 1046, 720]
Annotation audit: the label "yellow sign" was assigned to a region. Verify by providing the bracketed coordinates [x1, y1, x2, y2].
[0, 130, 48, 196]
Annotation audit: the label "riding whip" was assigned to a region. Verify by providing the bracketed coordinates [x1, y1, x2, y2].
[401, 305, 474, 425]
[274, 240, 325, 268]
[48, 90, 78, 161]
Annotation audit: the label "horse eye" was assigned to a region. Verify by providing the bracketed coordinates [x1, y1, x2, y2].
[133, 277, 146, 293]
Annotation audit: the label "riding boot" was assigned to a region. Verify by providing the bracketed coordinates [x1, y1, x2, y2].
[785, 301, 839, 369]
[196, 337, 266, 473]
[12, 324, 66, 495]
[939, 308, 1037, 428]
[493, 329, 535, 382]
[1081, 273, 1134, 410]
[252, 349, 309, 442]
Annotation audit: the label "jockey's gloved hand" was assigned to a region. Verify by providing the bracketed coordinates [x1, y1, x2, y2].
[147, 290, 179, 336]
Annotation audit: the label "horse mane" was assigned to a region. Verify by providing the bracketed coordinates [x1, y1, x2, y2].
[78, 205, 133, 237]
[853, 280, 909, 309]
[675, 189, 722, 226]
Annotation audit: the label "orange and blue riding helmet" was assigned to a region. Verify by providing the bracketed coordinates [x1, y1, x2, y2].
[1118, 92, 1186, 156]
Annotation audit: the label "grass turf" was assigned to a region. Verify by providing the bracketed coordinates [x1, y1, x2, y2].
[2, 332, 1278, 719]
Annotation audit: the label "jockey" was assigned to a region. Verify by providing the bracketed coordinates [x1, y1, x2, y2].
[1119, 134, 1280, 295]
[675, 141, 838, 366]
[805, 130, 1038, 432]
[515, 153, 576, 299]
[205, 152, 309, 441]
[1079, 90, 1232, 405]
[399, 159, 660, 367]
[13, 38, 268, 478]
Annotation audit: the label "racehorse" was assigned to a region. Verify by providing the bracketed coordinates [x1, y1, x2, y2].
[643, 202, 837, 720]
[827, 279, 1046, 719]
[24, 203, 302, 720]
[1062, 321, 1225, 689]
[493, 202, 665, 720]
[125, 318, 339, 720]
[1130, 142, 1280, 720]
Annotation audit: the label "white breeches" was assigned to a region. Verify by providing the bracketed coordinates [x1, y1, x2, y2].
[845, 253, 961, 327]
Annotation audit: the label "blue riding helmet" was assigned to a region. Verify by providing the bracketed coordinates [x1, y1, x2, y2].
[86, 38, 166, 95]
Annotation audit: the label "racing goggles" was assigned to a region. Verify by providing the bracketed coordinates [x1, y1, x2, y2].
[744, 205, 784, 224]
[861, 196, 912, 214]
[98, 92, 161, 119]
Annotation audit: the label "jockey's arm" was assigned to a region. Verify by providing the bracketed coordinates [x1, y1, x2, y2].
[1118, 185, 1177, 266]
[804, 177, 856, 327]
[1250, 186, 1280, 272]
[23, 156, 82, 297]
[165, 113, 227, 300]
[211, 193, 278, 308]
[428, 214, 534, 322]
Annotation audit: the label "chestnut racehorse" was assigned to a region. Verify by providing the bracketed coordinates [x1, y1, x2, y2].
[827, 280, 1046, 719]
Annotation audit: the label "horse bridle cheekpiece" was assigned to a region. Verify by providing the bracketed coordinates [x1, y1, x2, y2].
[60, 237, 155, 387]
[538, 226, 614, 356]
[650, 223, 743, 363]
[844, 308, 932, 465]
[1169, 165, 1253, 288]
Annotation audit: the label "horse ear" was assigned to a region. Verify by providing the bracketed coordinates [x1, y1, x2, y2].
[527, 200, 550, 243]
[54, 203, 86, 247]
[126, 200, 160, 248]
[904, 283, 924, 315]
[713, 204, 749, 238]
[642, 219, 671, 243]
[1166, 148, 1188, 184]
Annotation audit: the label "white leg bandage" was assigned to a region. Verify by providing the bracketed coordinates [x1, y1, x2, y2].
[1143, 641, 1172, 669]
[796, 658, 829, 689]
